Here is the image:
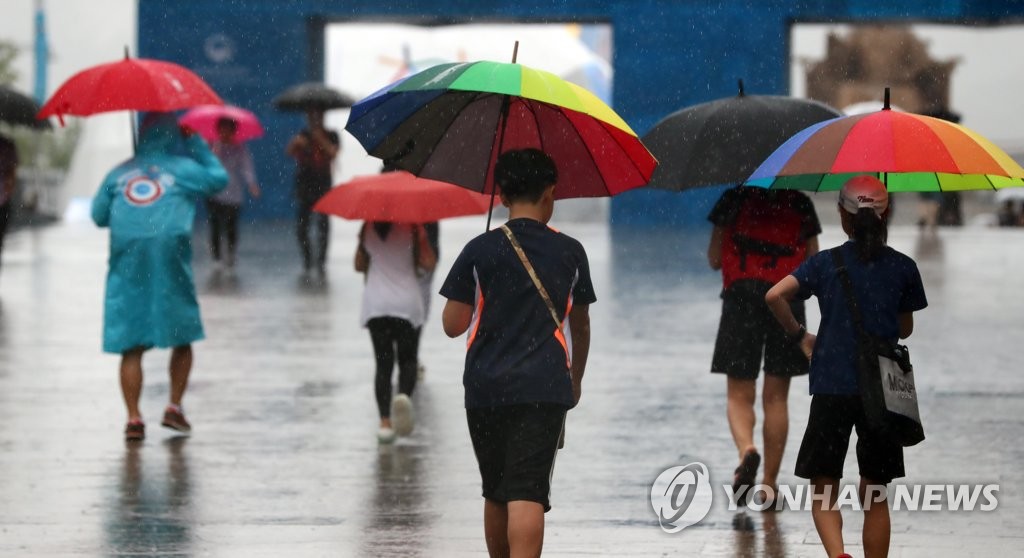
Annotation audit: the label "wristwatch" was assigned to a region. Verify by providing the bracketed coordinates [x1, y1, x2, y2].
[787, 324, 807, 344]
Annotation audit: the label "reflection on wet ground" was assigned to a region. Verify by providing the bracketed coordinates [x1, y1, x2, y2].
[0, 218, 1021, 555]
[105, 437, 192, 555]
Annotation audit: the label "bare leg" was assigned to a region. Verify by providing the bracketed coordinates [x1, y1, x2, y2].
[860, 478, 891, 558]
[120, 348, 145, 421]
[810, 477, 845, 557]
[484, 499, 510, 558]
[761, 375, 791, 488]
[169, 345, 192, 407]
[727, 377, 758, 458]
[507, 500, 544, 558]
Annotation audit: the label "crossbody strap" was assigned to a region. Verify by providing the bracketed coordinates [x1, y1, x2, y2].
[500, 224, 562, 330]
[830, 247, 869, 342]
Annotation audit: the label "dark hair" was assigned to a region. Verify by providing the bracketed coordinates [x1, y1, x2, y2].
[849, 207, 888, 262]
[216, 117, 238, 131]
[372, 221, 392, 240]
[494, 148, 558, 203]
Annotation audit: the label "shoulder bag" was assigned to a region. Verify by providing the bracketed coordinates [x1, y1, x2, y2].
[831, 247, 924, 447]
[501, 224, 568, 449]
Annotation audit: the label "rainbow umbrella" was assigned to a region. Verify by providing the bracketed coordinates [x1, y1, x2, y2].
[345, 60, 657, 205]
[746, 90, 1024, 192]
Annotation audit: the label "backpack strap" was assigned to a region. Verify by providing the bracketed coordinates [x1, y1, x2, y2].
[500, 224, 561, 330]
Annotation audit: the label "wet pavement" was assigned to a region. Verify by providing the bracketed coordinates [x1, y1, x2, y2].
[0, 212, 1021, 556]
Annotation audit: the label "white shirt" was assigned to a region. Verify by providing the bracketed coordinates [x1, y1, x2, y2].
[360, 223, 426, 328]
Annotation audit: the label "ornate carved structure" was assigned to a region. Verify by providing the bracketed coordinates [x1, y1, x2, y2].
[806, 26, 958, 114]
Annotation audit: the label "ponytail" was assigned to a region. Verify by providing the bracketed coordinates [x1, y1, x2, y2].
[851, 208, 888, 262]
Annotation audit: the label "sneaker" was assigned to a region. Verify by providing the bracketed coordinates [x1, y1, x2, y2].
[377, 426, 396, 444]
[391, 394, 414, 436]
[125, 420, 145, 441]
[161, 406, 191, 433]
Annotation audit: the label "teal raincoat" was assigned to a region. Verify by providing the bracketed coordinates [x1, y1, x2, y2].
[92, 114, 228, 354]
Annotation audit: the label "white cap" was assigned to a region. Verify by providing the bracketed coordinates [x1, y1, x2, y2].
[839, 175, 889, 216]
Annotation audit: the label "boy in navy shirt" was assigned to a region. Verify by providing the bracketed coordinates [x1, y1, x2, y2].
[441, 149, 594, 557]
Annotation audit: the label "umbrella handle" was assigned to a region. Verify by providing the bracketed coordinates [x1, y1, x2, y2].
[129, 111, 137, 154]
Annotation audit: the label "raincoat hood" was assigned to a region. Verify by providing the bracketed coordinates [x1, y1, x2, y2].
[138, 112, 185, 155]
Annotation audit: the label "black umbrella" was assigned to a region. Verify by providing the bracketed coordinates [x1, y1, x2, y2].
[0, 85, 50, 129]
[642, 80, 840, 190]
[272, 82, 355, 111]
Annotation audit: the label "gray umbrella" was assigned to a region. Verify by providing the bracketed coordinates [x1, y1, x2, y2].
[0, 85, 50, 129]
[273, 82, 355, 111]
[642, 80, 840, 190]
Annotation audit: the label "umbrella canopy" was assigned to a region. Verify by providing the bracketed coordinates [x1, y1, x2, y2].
[313, 170, 496, 223]
[179, 104, 264, 143]
[273, 82, 355, 112]
[746, 93, 1024, 192]
[0, 85, 50, 129]
[642, 82, 841, 190]
[345, 60, 657, 200]
[37, 57, 222, 122]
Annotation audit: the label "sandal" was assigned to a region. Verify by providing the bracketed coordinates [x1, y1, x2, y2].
[732, 449, 761, 504]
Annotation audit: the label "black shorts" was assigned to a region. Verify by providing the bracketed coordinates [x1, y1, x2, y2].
[711, 280, 809, 380]
[466, 403, 567, 512]
[795, 394, 905, 484]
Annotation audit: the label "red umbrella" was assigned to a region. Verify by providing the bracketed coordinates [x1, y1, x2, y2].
[37, 56, 223, 124]
[313, 171, 498, 223]
[179, 105, 264, 143]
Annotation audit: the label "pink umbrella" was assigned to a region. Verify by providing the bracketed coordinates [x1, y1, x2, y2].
[179, 104, 264, 143]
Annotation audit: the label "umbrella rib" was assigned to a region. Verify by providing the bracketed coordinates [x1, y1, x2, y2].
[413, 90, 485, 180]
[602, 118, 650, 188]
[482, 92, 508, 194]
[551, 104, 606, 194]
[525, 99, 547, 155]
[534, 99, 647, 195]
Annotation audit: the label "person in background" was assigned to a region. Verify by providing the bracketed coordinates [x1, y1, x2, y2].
[208, 116, 260, 270]
[915, 192, 942, 232]
[381, 156, 438, 378]
[91, 113, 227, 441]
[286, 109, 339, 275]
[997, 199, 1018, 227]
[923, 108, 965, 228]
[416, 221, 439, 378]
[355, 220, 436, 444]
[766, 175, 927, 558]
[707, 185, 820, 506]
[0, 133, 17, 276]
[441, 149, 594, 558]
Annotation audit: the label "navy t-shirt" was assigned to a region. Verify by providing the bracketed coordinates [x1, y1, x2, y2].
[792, 241, 928, 395]
[440, 218, 596, 409]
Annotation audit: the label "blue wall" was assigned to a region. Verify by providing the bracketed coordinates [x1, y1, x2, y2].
[138, 0, 1024, 226]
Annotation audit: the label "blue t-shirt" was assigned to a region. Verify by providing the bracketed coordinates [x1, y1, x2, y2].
[792, 241, 928, 395]
[440, 218, 597, 409]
